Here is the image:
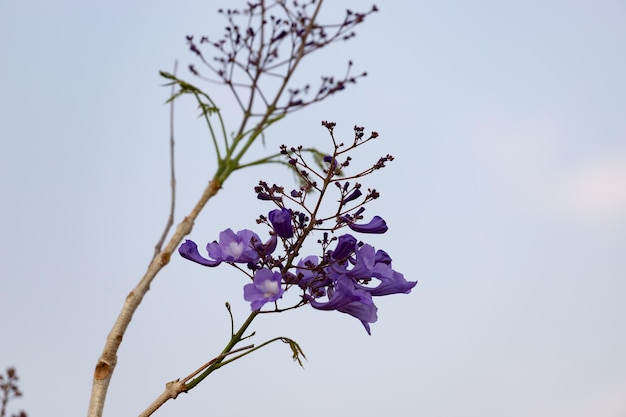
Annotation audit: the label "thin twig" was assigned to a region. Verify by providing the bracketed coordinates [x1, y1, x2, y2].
[154, 61, 178, 257]
[181, 344, 254, 384]
[138, 346, 253, 417]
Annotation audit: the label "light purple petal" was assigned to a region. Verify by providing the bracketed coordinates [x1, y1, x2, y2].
[346, 244, 376, 279]
[296, 255, 319, 285]
[338, 297, 378, 335]
[179, 240, 221, 267]
[208, 228, 261, 264]
[307, 275, 360, 310]
[368, 269, 417, 296]
[243, 268, 284, 311]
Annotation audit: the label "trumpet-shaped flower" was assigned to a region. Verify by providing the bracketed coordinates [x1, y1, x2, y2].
[307, 274, 378, 334]
[268, 208, 294, 238]
[179, 240, 221, 267]
[347, 215, 388, 234]
[244, 268, 285, 311]
[179, 229, 264, 267]
[330, 243, 417, 296]
[329, 234, 357, 261]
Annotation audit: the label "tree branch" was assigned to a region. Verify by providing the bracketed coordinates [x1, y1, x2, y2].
[87, 177, 222, 417]
[153, 61, 178, 257]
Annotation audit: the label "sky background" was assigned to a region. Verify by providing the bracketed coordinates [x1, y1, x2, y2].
[2, 1, 626, 416]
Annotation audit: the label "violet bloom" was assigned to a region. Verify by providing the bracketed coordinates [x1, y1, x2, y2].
[307, 274, 378, 335]
[333, 275, 378, 335]
[207, 229, 263, 263]
[330, 234, 357, 260]
[345, 244, 417, 296]
[256, 234, 277, 257]
[367, 269, 417, 296]
[374, 249, 393, 265]
[296, 256, 331, 297]
[348, 215, 388, 234]
[304, 241, 414, 334]
[179, 239, 220, 267]
[337, 294, 378, 335]
[295, 255, 319, 285]
[179, 228, 263, 267]
[306, 275, 360, 311]
[243, 268, 285, 311]
[343, 243, 376, 279]
[343, 188, 362, 203]
[268, 208, 294, 238]
[323, 155, 337, 170]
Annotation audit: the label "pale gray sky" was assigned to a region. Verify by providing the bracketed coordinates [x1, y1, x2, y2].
[1, 1, 626, 416]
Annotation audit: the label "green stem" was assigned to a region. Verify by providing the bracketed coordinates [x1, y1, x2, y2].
[184, 310, 259, 391]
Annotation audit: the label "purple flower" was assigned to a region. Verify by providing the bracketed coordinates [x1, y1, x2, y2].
[306, 275, 360, 311]
[343, 188, 362, 203]
[330, 234, 357, 260]
[243, 268, 285, 311]
[179, 229, 263, 267]
[300, 236, 414, 334]
[345, 245, 418, 296]
[179, 240, 221, 267]
[374, 249, 392, 265]
[323, 155, 336, 166]
[257, 192, 281, 201]
[344, 243, 376, 279]
[367, 269, 417, 296]
[337, 295, 378, 335]
[307, 274, 378, 335]
[256, 234, 277, 257]
[347, 215, 388, 234]
[268, 208, 294, 238]
[295, 255, 319, 285]
[368, 249, 417, 295]
[333, 275, 378, 335]
[207, 229, 263, 264]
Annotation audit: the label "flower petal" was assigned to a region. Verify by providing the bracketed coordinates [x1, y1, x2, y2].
[367, 269, 417, 296]
[307, 275, 360, 311]
[348, 215, 388, 234]
[208, 229, 262, 264]
[244, 268, 284, 311]
[178, 240, 221, 267]
[330, 234, 357, 260]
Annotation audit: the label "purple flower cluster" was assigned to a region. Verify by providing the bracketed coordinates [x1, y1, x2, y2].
[179, 208, 416, 334]
[297, 233, 416, 334]
[180, 126, 415, 334]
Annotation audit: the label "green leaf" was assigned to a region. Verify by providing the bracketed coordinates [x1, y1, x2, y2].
[280, 337, 307, 368]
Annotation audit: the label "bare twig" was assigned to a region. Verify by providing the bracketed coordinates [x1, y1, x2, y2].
[0, 367, 27, 417]
[153, 61, 178, 257]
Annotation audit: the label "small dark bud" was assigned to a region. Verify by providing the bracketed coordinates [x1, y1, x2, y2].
[343, 189, 362, 203]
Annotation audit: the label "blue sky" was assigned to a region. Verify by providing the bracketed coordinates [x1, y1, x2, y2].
[1, 1, 626, 416]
